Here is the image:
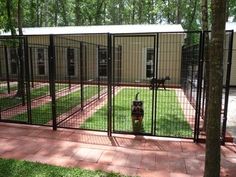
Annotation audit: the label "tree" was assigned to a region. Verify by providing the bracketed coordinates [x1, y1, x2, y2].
[204, 1, 226, 177]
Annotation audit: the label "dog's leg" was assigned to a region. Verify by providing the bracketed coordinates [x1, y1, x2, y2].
[163, 82, 166, 90]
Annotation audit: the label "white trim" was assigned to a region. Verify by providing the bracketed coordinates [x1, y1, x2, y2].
[1, 24, 184, 36]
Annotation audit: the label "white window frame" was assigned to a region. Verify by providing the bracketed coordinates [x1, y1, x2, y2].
[143, 48, 155, 79]
[97, 47, 108, 79]
[7, 48, 18, 75]
[35, 48, 48, 76]
[66, 48, 78, 77]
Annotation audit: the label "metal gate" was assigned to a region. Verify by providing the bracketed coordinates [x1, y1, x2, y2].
[111, 32, 201, 139]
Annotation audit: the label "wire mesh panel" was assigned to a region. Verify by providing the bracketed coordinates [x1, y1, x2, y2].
[0, 36, 28, 123]
[54, 34, 108, 131]
[199, 31, 234, 142]
[112, 35, 156, 134]
[155, 32, 201, 138]
[25, 37, 52, 126]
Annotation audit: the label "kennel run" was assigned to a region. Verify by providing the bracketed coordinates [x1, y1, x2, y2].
[0, 24, 234, 143]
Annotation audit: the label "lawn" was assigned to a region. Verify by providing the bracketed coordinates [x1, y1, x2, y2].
[12, 86, 102, 124]
[0, 83, 17, 93]
[0, 84, 67, 110]
[81, 88, 193, 138]
[0, 158, 129, 177]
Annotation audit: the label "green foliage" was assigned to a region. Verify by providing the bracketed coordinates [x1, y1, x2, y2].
[0, 158, 128, 177]
[1, 0, 235, 32]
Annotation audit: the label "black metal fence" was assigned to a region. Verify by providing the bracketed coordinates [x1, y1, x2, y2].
[0, 31, 234, 143]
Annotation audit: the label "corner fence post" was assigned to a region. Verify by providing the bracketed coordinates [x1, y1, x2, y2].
[49, 35, 57, 131]
[221, 30, 234, 145]
[194, 31, 204, 143]
[107, 33, 112, 136]
[24, 37, 32, 124]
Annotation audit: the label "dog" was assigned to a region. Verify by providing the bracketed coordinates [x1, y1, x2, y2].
[131, 92, 144, 131]
[150, 76, 170, 90]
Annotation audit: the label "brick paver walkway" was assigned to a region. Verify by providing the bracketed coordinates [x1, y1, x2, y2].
[0, 123, 235, 177]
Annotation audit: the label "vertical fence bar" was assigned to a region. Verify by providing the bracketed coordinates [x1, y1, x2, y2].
[24, 37, 32, 124]
[4, 46, 10, 94]
[107, 33, 112, 136]
[153, 34, 158, 135]
[221, 30, 234, 144]
[29, 47, 34, 88]
[112, 36, 115, 133]
[49, 35, 57, 130]
[194, 32, 204, 143]
[67, 47, 71, 90]
[80, 42, 84, 110]
[97, 45, 101, 99]
[18, 38, 25, 106]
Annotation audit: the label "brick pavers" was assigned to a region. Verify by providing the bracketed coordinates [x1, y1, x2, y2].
[0, 123, 235, 177]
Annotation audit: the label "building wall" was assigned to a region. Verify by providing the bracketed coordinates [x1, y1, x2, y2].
[0, 33, 184, 86]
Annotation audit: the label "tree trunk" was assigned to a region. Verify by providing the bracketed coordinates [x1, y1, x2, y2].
[54, 0, 59, 26]
[15, 0, 24, 98]
[95, 0, 105, 25]
[75, 0, 81, 25]
[176, 0, 181, 24]
[60, 0, 68, 26]
[201, 0, 209, 132]
[204, 1, 226, 177]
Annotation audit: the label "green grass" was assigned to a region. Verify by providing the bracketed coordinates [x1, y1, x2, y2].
[0, 84, 17, 93]
[12, 86, 101, 124]
[0, 158, 129, 177]
[0, 84, 67, 110]
[81, 88, 192, 137]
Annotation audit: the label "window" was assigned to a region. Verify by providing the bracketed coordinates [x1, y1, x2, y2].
[67, 48, 75, 76]
[9, 48, 17, 75]
[146, 48, 154, 78]
[37, 48, 46, 75]
[98, 48, 107, 77]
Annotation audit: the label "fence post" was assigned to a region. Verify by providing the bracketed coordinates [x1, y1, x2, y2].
[80, 42, 84, 110]
[221, 30, 234, 144]
[18, 38, 25, 106]
[24, 37, 32, 124]
[4, 46, 10, 94]
[107, 33, 112, 136]
[49, 35, 57, 131]
[194, 31, 204, 143]
[153, 33, 158, 136]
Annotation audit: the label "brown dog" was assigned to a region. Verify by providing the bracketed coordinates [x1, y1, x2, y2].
[131, 93, 144, 131]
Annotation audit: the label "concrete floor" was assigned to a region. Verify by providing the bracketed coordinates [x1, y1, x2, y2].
[0, 123, 236, 177]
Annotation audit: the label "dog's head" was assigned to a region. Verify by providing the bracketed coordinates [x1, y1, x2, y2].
[132, 100, 144, 116]
[165, 76, 170, 80]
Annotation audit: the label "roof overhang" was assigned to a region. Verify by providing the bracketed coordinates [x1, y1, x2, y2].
[0, 24, 184, 36]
